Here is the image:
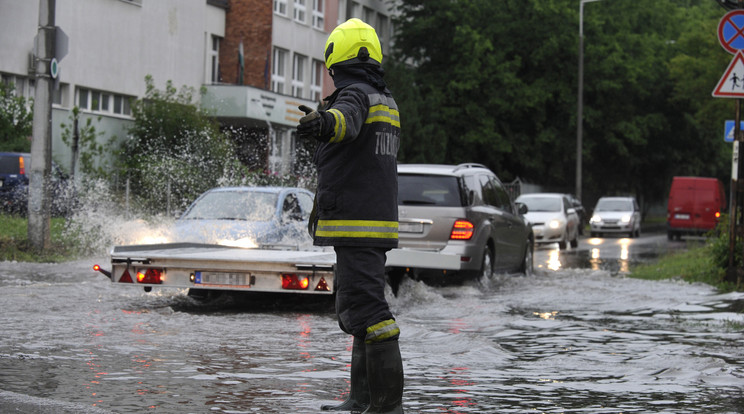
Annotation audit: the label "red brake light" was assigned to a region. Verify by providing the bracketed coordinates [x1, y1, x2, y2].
[450, 220, 474, 240]
[282, 274, 309, 290]
[136, 268, 163, 284]
[18, 156, 25, 175]
[716, 211, 721, 219]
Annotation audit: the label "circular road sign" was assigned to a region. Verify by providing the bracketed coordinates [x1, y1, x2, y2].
[719, 10, 744, 54]
[50, 58, 59, 79]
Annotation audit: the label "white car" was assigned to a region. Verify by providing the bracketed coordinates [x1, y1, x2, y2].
[589, 196, 642, 238]
[515, 193, 580, 249]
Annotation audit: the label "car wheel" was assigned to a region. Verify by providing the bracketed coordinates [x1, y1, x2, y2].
[519, 239, 534, 277]
[667, 231, 673, 241]
[478, 246, 495, 288]
[558, 230, 568, 250]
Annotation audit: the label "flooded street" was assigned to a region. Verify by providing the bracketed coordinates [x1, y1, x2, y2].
[1, 232, 743, 413]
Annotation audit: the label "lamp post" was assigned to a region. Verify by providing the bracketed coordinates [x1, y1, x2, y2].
[576, 0, 604, 203]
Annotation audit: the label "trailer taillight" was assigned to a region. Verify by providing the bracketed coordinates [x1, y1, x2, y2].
[716, 211, 721, 219]
[136, 268, 163, 284]
[281, 274, 309, 290]
[450, 220, 474, 240]
[119, 269, 134, 283]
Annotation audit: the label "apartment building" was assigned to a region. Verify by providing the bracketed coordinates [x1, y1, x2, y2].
[0, 0, 395, 177]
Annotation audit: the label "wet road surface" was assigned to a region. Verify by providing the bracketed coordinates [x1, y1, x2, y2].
[1, 231, 743, 413]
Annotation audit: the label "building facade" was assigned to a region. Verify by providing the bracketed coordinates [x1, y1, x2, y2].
[0, 0, 395, 178]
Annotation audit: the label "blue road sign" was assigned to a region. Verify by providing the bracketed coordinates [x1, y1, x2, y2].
[724, 120, 744, 142]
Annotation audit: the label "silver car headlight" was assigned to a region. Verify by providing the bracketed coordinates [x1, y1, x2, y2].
[621, 215, 631, 223]
[590, 215, 601, 224]
[549, 219, 562, 229]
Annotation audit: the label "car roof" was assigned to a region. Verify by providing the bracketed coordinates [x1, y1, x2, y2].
[597, 196, 635, 201]
[0, 152, 30, 157]
[517, 192, 565, 198]
[397, 163, 493, 176]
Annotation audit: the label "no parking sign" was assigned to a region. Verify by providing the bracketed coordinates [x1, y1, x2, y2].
[713, 10, 744, 98]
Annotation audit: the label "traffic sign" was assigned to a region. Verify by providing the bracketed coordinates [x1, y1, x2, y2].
[712, 51, 744, 98]
[724, 120, 744, 142]
[50, 58, 59, 79]
[718, 10, 744, 54]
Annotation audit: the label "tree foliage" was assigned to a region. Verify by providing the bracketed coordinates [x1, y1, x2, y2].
[122, 76, 239, 213]
[0, 82, 33, 152]
[386, 0, 732, 208]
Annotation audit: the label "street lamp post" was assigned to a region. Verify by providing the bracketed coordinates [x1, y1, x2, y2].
[576, 0, 604, 203]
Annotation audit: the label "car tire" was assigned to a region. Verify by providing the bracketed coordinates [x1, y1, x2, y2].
[559, 230, 568, 250]
[478, 246, 495, 288]
[520, 239, 534, 277]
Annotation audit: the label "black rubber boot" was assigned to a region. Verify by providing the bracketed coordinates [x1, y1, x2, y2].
[321, 337, 370, 411]
[362, 339, 404, 414]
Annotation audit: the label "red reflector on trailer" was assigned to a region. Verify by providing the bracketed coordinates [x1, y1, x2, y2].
[136, 268, 163, 284]
[315, 277, 330, 291]
[450, 220, 474, 240]
[281, 274, 309, 290]
[119, 269, 133, 283]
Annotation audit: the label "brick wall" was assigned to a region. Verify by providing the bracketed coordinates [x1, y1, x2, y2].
[222, 0, 272, 88]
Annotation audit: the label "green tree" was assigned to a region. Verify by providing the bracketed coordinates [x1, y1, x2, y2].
[60, 106, 108, 179]
[0, 82, 33, 152]
[123, 75, 238, 213]
[387, 0, 730, 209]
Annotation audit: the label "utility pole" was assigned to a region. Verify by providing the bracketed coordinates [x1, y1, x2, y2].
[28, 0, 56, 250]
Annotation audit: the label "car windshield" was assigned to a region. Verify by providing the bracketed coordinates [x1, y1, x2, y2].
[595, 199, 631, 211]
[519, 196, 561, 212]
[181, 191, 278, 221]
[398, 174, 462, 207]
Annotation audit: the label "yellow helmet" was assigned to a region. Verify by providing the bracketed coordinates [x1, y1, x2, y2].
[324, 18, 382, 69]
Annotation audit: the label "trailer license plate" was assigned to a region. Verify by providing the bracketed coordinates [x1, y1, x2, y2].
[674, 214, 690, 220]
[196, 271, 251, 286]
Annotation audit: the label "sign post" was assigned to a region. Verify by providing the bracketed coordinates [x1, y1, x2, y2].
[713, 8, 744, 285]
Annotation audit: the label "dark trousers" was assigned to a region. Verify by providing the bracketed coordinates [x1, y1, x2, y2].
[333, 246, 394, 338]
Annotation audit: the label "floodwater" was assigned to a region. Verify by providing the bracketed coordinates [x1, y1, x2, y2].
[1, 234, 743, 413]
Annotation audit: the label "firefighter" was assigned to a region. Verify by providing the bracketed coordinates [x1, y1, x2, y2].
[296, 18, 403, 414]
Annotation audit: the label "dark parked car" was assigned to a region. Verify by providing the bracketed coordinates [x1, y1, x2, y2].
[0, 152, 30, 214]
[0, 152, 75, 216]
[566, 194, 587, 235]
[396, 163, 533, 286]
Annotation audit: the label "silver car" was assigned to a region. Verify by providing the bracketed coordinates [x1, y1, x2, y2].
[590, 196, 642, 238]
[395, 164, 533, 285]
[516, 193, 580, 249]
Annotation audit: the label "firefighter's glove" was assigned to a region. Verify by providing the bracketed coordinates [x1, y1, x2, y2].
[297, 105, 324, 140]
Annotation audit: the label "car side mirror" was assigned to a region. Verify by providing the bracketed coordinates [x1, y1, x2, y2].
[567, 207, 576, 215]
[516, 202, 528, 215]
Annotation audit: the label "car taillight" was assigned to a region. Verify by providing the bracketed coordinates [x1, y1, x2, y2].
[716, 211, 721, 219]
[450, 220, 474, 240]
[282, 273, 310, 290]
[136, 268, 163, 284]
[18, 156, 25, 175]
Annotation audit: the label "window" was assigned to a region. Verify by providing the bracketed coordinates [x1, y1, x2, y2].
[274, 0, 287, 16]
[312, 0, 324, 30]
[294, 0, 306, 23]
[292, 54, 306, 98]
[310, 59, 323, 102]
[376, 14, 388, 46]
[78, 87, 131, 116]
[209, 35, 221, 84]
[363, 7, 374, 25]
[272, 48, 287, 94]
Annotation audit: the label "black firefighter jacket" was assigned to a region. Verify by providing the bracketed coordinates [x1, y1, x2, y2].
[311, 81, 401, 248]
